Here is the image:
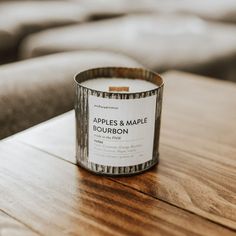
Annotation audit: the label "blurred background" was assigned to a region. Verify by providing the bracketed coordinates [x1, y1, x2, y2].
[1, 0, 236, 139]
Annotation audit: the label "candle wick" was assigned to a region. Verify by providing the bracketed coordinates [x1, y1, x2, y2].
[109, 86, 130, 92]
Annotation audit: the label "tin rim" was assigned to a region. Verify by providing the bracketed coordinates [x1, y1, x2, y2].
[74, 67, 164, 96]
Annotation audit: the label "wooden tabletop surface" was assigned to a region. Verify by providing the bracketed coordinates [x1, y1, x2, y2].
[0, 71, 236, 236]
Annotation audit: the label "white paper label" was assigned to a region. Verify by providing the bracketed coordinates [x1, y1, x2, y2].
[88, 95, 157, 166]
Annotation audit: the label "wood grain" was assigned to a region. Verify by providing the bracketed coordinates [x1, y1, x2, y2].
[161, 70, 236, 166]
[14, 113, 76, 163]
[14, 71, 236, 231]
[0, 140, 235, 236]
[15, 112, 236, 231]
[0, 210, 39, 236]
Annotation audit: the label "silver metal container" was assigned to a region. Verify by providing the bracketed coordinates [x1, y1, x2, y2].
[74, 67, 164, 176]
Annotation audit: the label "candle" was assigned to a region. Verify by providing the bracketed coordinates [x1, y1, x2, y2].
[75, 67, 164, 176]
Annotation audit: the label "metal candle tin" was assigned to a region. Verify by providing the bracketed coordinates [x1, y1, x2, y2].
[74, 67, 164, 176]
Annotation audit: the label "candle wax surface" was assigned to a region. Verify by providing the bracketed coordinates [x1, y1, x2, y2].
[80, 78, 158, 93]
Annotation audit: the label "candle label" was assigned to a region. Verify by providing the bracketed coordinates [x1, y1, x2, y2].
[88, 94, 157, 166]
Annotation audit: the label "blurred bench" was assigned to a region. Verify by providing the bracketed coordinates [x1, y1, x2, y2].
[0, 1, 87, 63]
[72, 0, 236, 23]
[0, 51, 140, 139]
[1, 0, 236, 64]
[20, 14, 236, 81]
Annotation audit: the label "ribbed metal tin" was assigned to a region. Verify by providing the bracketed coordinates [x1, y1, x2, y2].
[74, 67, 164, 176]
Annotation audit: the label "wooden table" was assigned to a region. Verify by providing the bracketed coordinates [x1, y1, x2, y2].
[0, 71, 236, 236]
